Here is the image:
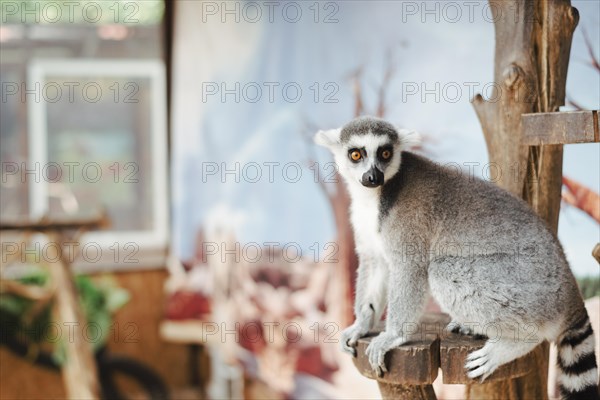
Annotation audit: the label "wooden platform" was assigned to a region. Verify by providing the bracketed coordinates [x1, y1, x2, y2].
[351, 313, 533, 400]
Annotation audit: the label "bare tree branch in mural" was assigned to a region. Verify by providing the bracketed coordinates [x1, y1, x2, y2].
[298, 43, 416, 325]
[562, 177, 600, 223]
[564, 25, 600, 224]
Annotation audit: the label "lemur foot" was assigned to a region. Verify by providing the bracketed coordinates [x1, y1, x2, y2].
[464, 340, 539, 382]
[365, 331, 406, 377]
[464, 344, 499, 381]
[340, 323, 369, 357]
[447, 321, 487, 340]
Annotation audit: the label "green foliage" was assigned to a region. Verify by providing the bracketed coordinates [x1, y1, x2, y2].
[577, 275, 600, 300]
[0, 0, 165, 25]
[0, 267, 130, 365]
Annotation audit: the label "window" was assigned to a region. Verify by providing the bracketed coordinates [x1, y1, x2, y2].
[1, 1, 168, 270]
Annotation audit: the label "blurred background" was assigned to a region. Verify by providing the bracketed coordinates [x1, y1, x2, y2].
[0, 1, 598, 399]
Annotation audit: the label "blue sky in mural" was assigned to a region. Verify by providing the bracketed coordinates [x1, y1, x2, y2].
[172, 1, 599, 276]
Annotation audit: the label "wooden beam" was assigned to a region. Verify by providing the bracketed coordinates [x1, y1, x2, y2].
[522, 110, 599, 145]
[0, 279, 54, 301]
[0, 211, 109, 232]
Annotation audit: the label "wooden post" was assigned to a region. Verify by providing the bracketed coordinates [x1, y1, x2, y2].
[351, 314, 537, 399]
[471, 0, 579, 398]
[522, 0, 579, 228]
[47, 232, 99, 399]
[351, 315, 441, 400]
[376, 382, 436, 400]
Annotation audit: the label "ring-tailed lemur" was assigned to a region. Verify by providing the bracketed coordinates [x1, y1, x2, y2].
[315, 116, 599, 399]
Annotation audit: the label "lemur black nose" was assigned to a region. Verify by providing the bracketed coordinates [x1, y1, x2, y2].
[361, 167, 384, 188]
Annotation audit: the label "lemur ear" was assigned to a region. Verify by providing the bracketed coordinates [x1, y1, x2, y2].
[397, 128, 422, 149]
[314, 128, 341, 149]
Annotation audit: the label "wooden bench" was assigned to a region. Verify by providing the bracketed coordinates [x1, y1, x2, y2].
[351, 313, 534, 400]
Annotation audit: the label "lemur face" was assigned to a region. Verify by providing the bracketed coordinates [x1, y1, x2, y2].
[314, 117, 411, 189]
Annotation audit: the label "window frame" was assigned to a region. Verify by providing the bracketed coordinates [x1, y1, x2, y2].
[27, 58, 169, 271]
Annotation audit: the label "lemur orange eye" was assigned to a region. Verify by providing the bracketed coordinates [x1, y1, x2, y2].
[381, 150, 392, 160]
[350, 150, 362, 161]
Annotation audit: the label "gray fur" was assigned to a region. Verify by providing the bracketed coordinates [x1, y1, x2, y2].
[340, 116, 398, 143]
[316, 117, 598, 396]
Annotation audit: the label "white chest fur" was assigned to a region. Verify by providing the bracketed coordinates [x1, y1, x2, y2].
[348, 186, 387, 259]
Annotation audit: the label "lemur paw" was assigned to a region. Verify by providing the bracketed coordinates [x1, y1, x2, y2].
[340, 323, 369, 357]
[447, 321, 487, 340]
[465, 345, 499, 381]
[365, 332, 406, 377]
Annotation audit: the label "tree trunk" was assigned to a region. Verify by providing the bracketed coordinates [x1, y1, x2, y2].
[470, 0, 578, 398]
[328, 180, 357, 327]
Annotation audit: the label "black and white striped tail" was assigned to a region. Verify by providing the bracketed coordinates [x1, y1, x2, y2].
[557, 312, 599, 400]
